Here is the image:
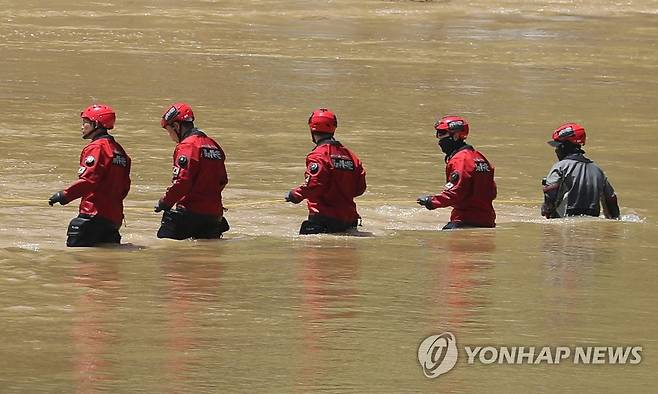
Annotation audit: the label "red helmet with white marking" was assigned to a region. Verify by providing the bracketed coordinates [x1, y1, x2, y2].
[161, 102, 195, 128]
[434, 116, 469, 140]
[81, 104, 115, 130]
[548, 123, 586, 147]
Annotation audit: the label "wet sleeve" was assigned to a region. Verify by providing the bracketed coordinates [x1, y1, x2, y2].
[218, 147, 228, 192]
[601, 178, 620, 219]
[430, 156, 472, 208]
[492, 178, 498, 200]
[162, 144, 199, 207]
[123, 158, 132, 200]
[354, 160, 366, 197]
[63, 145, 106, 201]
[121, 159, 131, 198]
[291, 154, 330, 201]
[541, 164, 562, 218]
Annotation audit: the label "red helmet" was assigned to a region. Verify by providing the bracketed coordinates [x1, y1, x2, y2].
[308, 108, 337, 133]
[434, 115, 469, 140]
[161, 102, 195, 128]
[548, 123, 586, 147]
[81, 104, 115, 130]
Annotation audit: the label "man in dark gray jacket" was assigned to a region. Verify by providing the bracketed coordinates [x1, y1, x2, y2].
[541, 122, 620, 219]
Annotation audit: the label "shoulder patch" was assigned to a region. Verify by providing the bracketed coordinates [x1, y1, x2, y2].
[84, 155, 96, 166]
[308, 162, 320, 175]
[177, 155, 188, 168]
[474, 160, 491, 172]
[112, 154, 128, 167]
[449, 171, 460, 183]
[78, 166, 86, 176]
[331, 156, 355, 171]
[201, 147, 223, 160]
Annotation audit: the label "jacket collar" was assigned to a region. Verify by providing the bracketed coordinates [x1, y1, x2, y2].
[92, 132, 112, 141]
[563, 152, 592, 163]
[180, 128, 206, 142]
[314, 137, 340, 148]
[445, 144, 474, 162]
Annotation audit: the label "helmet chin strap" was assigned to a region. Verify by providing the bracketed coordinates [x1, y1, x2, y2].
[175, 126, 182, 142]
[174, 122, 189, 142]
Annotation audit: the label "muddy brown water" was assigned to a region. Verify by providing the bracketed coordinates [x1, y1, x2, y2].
[1, 1, 657, 392]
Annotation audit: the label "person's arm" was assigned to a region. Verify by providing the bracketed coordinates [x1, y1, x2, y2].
[218, 146, 228, 192]
[601, 178, 620, 219]
[122, 156, 131, 200]
[541, 165, 562, 218]
[354, 158, 366, 197]
[159, 144, 198, 209]
[429, 156, 471, 208]
[62, 145, 107, 202]
[287, 154, 330, 203]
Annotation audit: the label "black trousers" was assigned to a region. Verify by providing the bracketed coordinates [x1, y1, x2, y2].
[442, 221, 495, 230]
[566, 208, 600, 217]
[66, 214, 121, 247]
[299, 215, 358, 235]
[157, 209, 229, 240]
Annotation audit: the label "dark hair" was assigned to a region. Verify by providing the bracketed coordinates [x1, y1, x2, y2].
[180, 120, 195, 129]
[556, 141, 584, 159]
[560, 141, 583, 153]
[312, 131, 334, 141]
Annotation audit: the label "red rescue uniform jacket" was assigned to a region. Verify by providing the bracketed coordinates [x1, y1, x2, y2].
[291, 139, 366, 223]
[63, 134, 131, 226]
[161, 129, 228, 216]
[429, 145, 496, 227]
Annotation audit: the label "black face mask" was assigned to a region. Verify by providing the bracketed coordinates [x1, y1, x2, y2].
[555, 146, 566, 160]
[438, 137, 464, 156]
[555, 142, 583, 160]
